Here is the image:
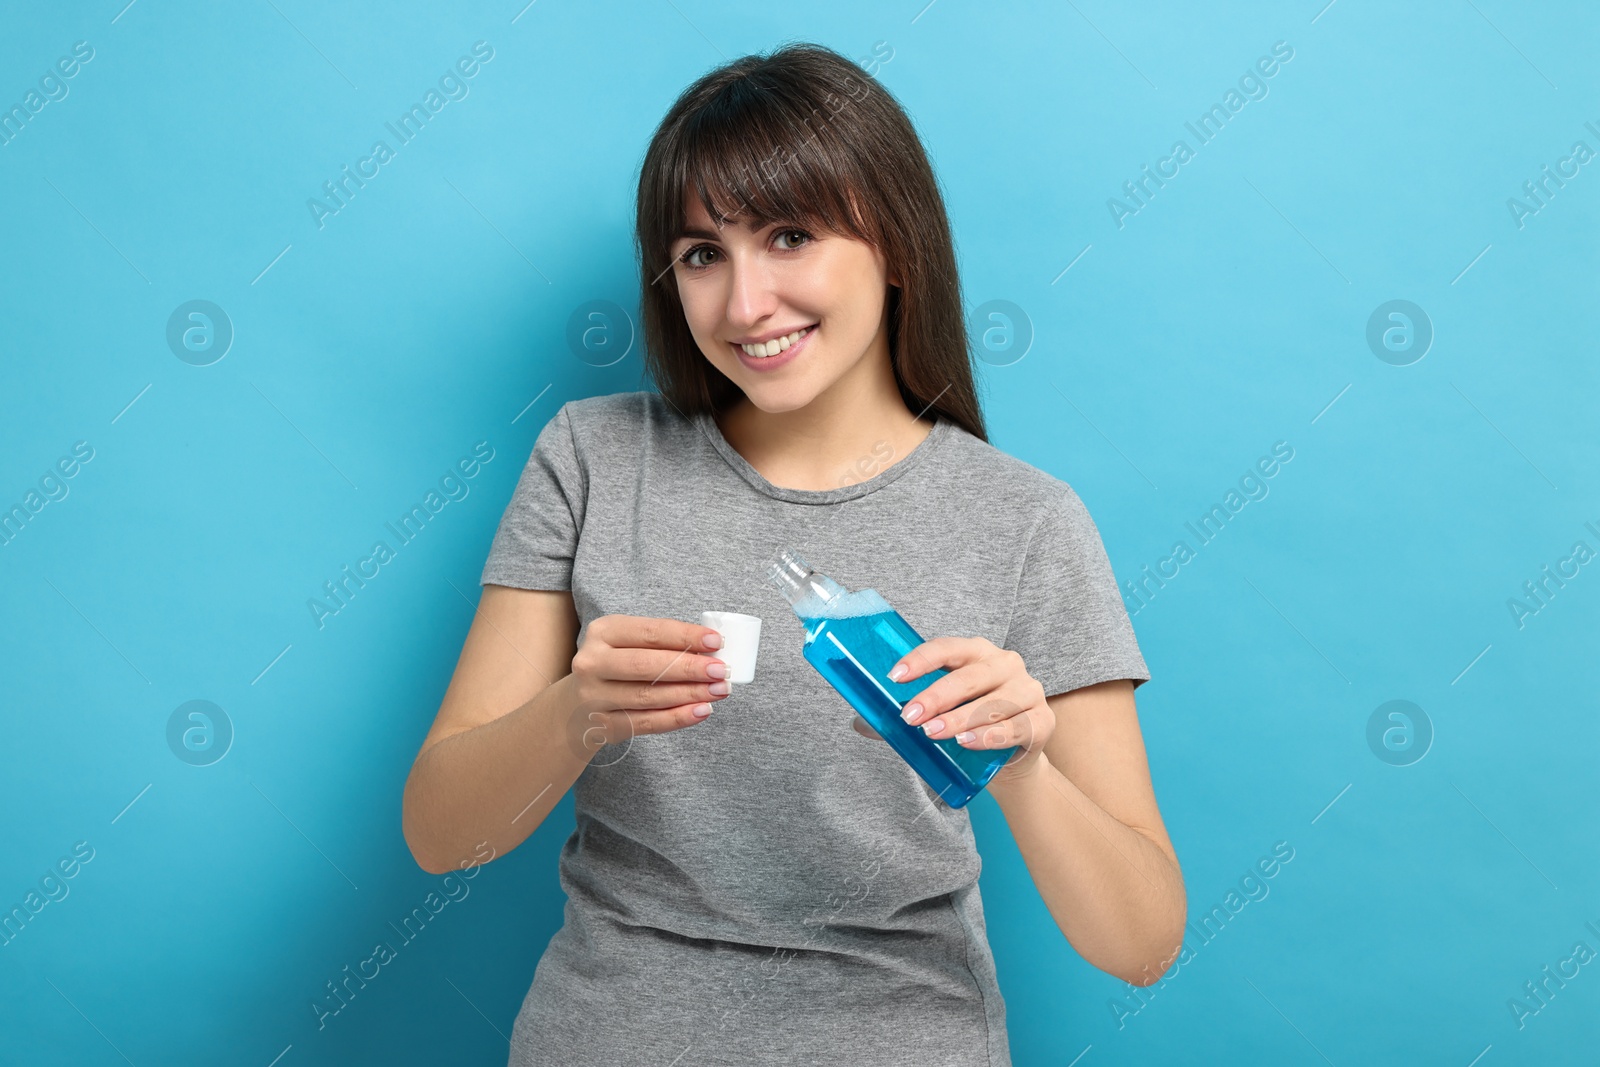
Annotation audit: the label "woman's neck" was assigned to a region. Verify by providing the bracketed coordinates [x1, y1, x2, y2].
[715, 363, 935, 492]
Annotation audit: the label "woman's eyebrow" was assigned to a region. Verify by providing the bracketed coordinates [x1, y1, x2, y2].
[674, 217, 778, 242]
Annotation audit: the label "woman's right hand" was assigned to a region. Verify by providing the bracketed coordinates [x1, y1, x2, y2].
[566, 614, 731, 752]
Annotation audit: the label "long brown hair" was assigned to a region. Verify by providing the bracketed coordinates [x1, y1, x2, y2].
[633, 42, 988, 443]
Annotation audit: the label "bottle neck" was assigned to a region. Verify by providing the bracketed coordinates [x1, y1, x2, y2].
[766, 549, 846, 611]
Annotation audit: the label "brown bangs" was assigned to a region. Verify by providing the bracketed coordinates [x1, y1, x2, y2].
[649, 80, 881, 260]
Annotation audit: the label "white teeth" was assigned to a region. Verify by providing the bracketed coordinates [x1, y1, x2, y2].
[739, 325, 812, 358]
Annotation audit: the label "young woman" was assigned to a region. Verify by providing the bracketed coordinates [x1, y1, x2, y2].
[403, 42, 1184, 1066]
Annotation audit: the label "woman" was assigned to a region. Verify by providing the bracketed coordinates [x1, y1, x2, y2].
[402, 42, 1185, 1066]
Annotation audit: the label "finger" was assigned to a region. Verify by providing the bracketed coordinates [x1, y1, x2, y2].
[954, 701, 1049, 752]
[595, 614, 723, 653]
[614, 700, 718, 738]
[596, 643, 730, 686]
[887, 636, 988, 684]
[567, 700, 716, 758]
[849, 713, 882, 741]
[921, 693, 1029, 743]
[900, 653, 1016, 727]
[598, 677, 730, 712]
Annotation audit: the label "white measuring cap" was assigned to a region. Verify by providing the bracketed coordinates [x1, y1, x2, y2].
[698, 611, 762, 684]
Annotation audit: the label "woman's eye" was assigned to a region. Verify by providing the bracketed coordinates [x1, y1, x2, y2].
[679, 245, 717, 270]
[677, 230, 810, 271]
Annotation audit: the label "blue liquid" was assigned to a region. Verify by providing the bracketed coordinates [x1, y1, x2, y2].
[798, 604, 1018, 808]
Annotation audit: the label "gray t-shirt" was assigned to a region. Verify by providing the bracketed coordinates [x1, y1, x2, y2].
[480, 390, 1149, 1066]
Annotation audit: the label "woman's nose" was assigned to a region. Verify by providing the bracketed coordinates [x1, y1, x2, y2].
[724, 256, 779, 325]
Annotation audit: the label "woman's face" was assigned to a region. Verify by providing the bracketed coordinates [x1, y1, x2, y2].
[669, 193, 898, 414]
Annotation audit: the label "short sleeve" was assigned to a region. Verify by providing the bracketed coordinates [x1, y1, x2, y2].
[479, 402, 586, 591]
[1003, 487, 1150, 696]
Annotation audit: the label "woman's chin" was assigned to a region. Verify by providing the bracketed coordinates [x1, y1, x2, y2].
[739, 386, 817, 415]
[713, 364, 817, 414]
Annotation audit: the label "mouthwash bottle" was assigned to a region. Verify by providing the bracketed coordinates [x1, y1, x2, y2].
[765, 549, 1019, 808]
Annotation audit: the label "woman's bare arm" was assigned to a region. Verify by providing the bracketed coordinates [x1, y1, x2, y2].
[401, 585, 733, 875]
[987, 679, 1187, 985]
[401, 584, 586, 874]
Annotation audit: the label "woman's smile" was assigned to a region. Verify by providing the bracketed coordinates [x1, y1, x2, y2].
[731, 323, 816, 373]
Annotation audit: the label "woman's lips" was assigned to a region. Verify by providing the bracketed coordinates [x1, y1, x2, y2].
[731, 326, 814, 373]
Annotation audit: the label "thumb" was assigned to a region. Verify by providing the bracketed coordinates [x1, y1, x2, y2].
[850, 714, 882, 741]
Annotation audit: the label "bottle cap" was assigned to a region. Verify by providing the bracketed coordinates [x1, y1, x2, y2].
[698, 611, 762, 684]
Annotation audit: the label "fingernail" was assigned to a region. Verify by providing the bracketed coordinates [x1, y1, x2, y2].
[703, 633, 723, 649]
[922, 719, 944, 737]
[709, 681, 731, 696]
[706, 660, 729, 679]
[901, 702, 922, 724]
[693, 703, 713, 717]
[888, 663, 907, 681]
[956, 731, 975, 744]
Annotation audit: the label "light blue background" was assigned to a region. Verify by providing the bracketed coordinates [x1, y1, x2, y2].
[2, 1, 1597, 1064]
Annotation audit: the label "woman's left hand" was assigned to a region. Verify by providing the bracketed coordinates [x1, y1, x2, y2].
[848, 637, 1055, 788]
